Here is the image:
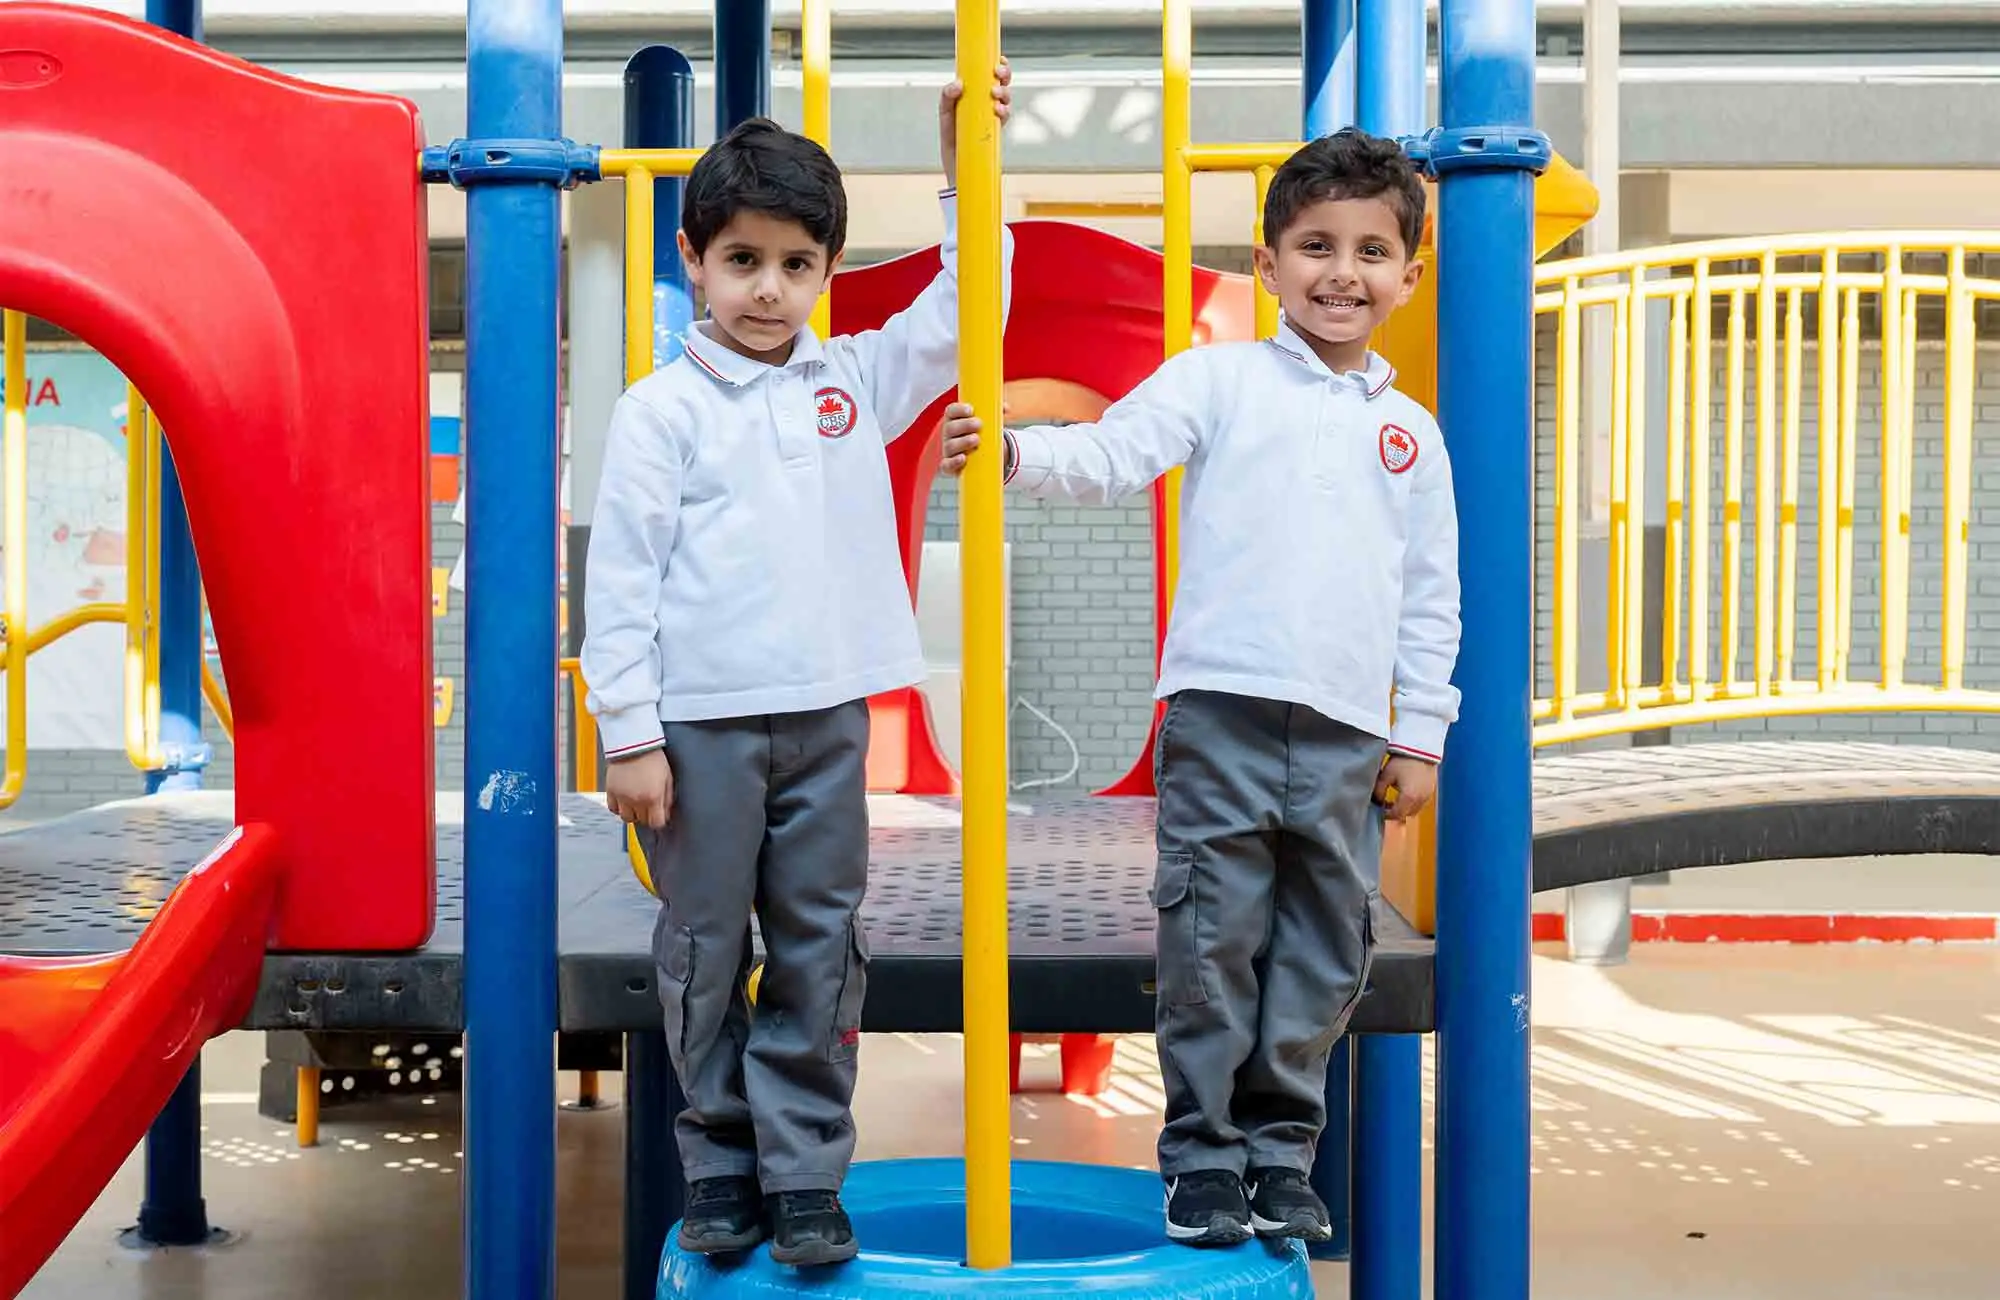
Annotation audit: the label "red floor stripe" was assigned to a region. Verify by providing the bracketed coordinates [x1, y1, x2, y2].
[1531, 912, 2000, 944]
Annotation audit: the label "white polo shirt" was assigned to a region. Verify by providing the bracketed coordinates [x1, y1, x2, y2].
[1005, 317, 1462, 761]
[582, 192, 1014, 758]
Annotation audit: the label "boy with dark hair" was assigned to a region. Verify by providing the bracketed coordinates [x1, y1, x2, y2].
[583, 70, 1012, 1267]
[938, 127, 1460, 1247]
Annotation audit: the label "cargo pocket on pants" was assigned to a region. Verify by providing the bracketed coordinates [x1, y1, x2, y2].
[657, 922, 696, 1058]
[1321, 893, 1377, 1052]
[1151, 850, 1208, 1007]
[828, 918, 870, 1062]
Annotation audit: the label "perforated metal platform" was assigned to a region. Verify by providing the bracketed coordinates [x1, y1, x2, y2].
[10, 740, 1990, 1042]
[1533, 741, 2000, 891]
[0, 790, 1435, 1037]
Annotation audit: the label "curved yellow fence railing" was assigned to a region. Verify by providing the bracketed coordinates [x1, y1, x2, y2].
[1533, 232, 2000, 745]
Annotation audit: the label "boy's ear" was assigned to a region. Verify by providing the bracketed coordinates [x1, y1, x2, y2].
[677, 230, 703, 286]
[823, 247, 846, 287]
[1252, 244, 1281, 298]
[1394, 255, 1425, 307]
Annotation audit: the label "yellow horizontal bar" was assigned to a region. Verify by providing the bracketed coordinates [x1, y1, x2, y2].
[1534, 686, 2000, 748]
[1183, 142, 1301, 173]
[598, 148, 706, 179]
[1536, 230, 2000, 283]
[0, 602, 126, 660]
[1022, 200, 1164, 220]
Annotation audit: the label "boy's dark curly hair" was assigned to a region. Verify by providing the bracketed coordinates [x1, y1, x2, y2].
[1263, 127, 1426, 255]
[681, 117, 848, 257]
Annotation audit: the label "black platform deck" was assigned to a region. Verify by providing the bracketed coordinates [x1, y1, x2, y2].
[1533, 740, 2000, 890]
[0, 790, 1436, 1036]
[7, 741, 1998, 1044]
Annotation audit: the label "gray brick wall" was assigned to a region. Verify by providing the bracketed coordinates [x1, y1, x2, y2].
[921, 475, 1159, 791]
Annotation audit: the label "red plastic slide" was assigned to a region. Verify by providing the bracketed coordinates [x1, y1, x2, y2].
[0, 826, 282, 1297]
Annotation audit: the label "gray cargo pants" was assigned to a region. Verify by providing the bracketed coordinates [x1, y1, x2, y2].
[635, 699, 871, 1193]
[1151, 688, 1385, 1178]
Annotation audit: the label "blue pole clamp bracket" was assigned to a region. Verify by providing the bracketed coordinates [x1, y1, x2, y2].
[420, 139, 603, 188]
[156, 740, 214, 777]
[1400, 126, 1553, 179]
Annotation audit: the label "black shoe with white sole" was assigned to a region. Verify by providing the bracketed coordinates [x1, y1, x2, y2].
[1246, 1166, 1333, 1241]
[677, 1175, 766, 1254]
[769, 1190, 859, 1267]
[1164, 1169, 1253, 1246]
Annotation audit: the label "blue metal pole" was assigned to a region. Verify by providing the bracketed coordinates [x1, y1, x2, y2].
[1307, 1039, 1353, 1261]
[1358, 0, 1428, 136]
[131, 0, 215, 1253]
[622, 1030, 685, 1300]
[1352, 1034, 1423, 1300]
[1433, 0, 1541, 1292]
[615, 58, 694, 1297]
[1303, 0, 1359, 138]
[624, 46, 697, 372]
[713, 0, 771, 130]
[1350, 6, 1432, 1293]
[1301, 0, 1358, 1263]
[463, 0, 563, 1293]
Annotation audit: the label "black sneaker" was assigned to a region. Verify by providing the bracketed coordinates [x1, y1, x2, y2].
[769, 1190, 859, 1267]
[677, 1175, 766, 1254]
[1246, 1166, 1332, 1241]
[1164, 1169, 1252, 1246]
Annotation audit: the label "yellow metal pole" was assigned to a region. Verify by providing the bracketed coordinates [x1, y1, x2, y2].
[954, 0, 1011, 1270]
[201, 661, 234, 739]
[2, 310, 26, 808]
[802, 0, 833, 342]
[1621, 275, 1647, 711]
[1753, 253, 1777, 694]
[1814, 248, 1841, 690]
[1159, 0, 1193, 630]
[1943, 248, 1974, 689]
[625, 166, 657, 385]
[1252, 165, 1279, 339]
[124, 384, 155, 768]
[144, 408, 162, 751]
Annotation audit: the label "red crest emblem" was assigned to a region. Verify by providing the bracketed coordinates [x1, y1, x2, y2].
[814, 386, 857, 438]
[1379, 423, 1418, 474]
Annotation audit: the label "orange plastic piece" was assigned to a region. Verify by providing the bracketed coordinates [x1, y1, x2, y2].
[1007, 1032, 1121, 1096]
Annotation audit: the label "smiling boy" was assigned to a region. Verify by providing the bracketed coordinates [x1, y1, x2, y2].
[938, 127, 1462, 1246]
[582, 70, 1012, 1267]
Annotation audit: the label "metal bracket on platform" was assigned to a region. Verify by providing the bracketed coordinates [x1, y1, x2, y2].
[1402, 125, 1553, 178]
[420, 138, 603, 190]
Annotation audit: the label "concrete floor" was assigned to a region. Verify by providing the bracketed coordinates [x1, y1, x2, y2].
[23, 942, 2000, 1299]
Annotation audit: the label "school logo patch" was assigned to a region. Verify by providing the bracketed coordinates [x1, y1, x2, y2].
[814, 386, 857, 439]
[1379, 422, 1418, 474]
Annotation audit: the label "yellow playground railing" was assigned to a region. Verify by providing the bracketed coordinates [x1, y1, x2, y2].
[0, 308, 232, 809]
[1532, 234, 2000, 745]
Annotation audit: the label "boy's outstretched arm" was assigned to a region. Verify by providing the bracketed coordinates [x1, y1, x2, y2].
[833, 65, 1016, 442]
[581, 393, 683, 767]
[1377, 419, 1463, 819]
[939, 347, 1209, 506]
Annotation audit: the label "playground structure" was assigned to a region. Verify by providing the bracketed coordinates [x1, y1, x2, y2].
[7, 1, 2000, 1300]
